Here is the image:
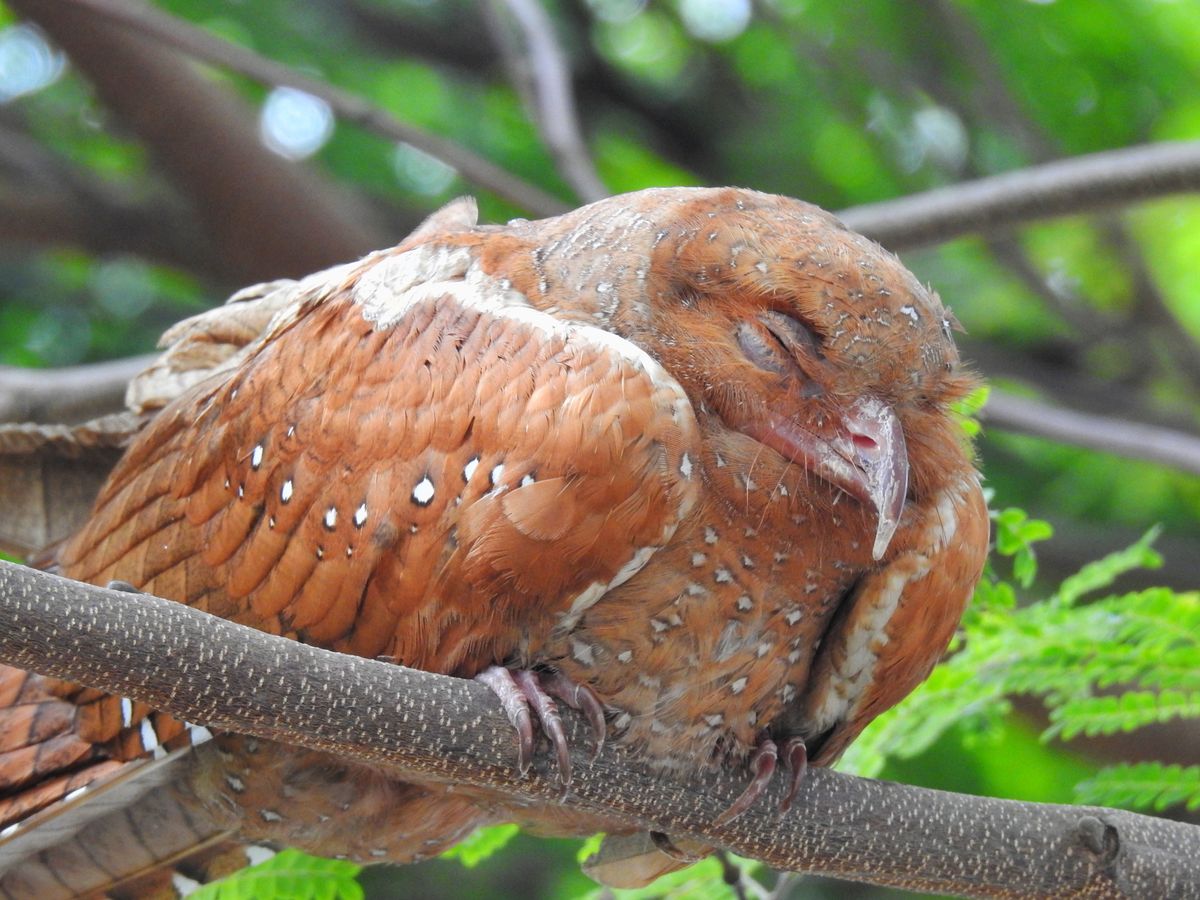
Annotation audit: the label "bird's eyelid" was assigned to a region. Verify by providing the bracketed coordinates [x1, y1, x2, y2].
[757, 309, 825, 360]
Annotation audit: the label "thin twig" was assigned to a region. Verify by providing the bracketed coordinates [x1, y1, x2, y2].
[1094, 218, 1200, 388]
[983, 389, 1200, 476]
[716, 851, 750, 900]
[66, 0, 568, 217]
[487, 0, 608, 203]
[838, 141, 1200, 250]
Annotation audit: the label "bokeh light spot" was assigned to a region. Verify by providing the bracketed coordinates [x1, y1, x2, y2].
[392, 142, 457, 195]
[678, 0, 752, 43]
[260, 86, 335, 160]
[0, 24, 65, 103]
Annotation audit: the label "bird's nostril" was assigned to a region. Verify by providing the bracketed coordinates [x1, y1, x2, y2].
[851, 434, 878, 453]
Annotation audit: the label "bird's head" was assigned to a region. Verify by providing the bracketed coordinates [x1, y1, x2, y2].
[637, 190, 979, 560]
[483, 187, 980, 561]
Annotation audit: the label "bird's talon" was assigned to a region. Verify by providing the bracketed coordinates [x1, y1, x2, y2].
[475, 666, 535, 774]
[476, 666, 591, 783]
[105, 580, 140, 593]
[778, 738, 808, 816]
[715, 738, 778, 826]
[543, 670, 607, 760]
[513, 670, 572, 784]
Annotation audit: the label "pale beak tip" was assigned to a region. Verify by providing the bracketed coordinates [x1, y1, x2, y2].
[872, 517, 899, 561]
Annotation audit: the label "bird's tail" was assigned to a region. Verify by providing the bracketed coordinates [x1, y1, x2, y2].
[0, 690, 243, 900]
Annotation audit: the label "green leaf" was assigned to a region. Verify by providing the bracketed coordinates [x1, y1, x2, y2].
[440, 823, 520, 868]
[1046, 691, 1200, 740]
[191, 850, 361, 900]
[1075, 763, 1200, 812]
[576, 833, 605, 865]
[1055, 527, 1164, 606]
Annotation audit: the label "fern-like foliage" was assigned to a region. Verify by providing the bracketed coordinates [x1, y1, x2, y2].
[439, 823, 521, 868]
[1075, 762, 1200, 812]
[191, 849, 362, 900]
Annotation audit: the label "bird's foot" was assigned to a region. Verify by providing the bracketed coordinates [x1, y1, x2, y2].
[475, 666, 605, 784]
[714, 736, 807, 826]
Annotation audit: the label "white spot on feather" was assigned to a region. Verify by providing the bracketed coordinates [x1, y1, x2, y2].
[280, 479, 294, 503]
[139, 718, 159, 752]
[572, 639, 596, 666]
[245, 846, 276, 866]
[172, 873, 202, 896]
[354, 503, 368, 527]
[412, 476, 435, 506]
[120, 697, 133, 727]
[680, 453, 693, 479]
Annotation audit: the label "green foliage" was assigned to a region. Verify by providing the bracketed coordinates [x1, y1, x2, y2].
[950, 384, 990, 439]
[438, 823, 520, 868]
[192, 850, 362, 900]
[840, 524, 1200, 818]
[1075, 763, 1200, 812]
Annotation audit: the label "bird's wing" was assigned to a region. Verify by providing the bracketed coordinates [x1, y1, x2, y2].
[61, 237, 701, 675]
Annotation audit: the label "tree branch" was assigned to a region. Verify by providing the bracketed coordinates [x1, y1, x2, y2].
[63, 0, 569, 219]
[0, 562, 1195, 898]
[0, 356, 153, 425]
[839, 141, 1200, 250]
[485, 0, 608, 203]
[983, 389, 1200, 477]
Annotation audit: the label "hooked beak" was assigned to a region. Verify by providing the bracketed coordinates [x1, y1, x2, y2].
[742, 396, 909, 560]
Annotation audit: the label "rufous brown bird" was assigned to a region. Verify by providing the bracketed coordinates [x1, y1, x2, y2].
[0, 187, 988, 896]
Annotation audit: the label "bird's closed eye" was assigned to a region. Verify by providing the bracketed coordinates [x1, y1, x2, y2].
[735, 311, 823, 378]
[759, 311, 824, 360]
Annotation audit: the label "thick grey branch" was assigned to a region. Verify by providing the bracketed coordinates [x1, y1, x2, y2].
[0, 562, 1195, 898]
[839, 141, 1200, 250]
[65, 0, 568, 218]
